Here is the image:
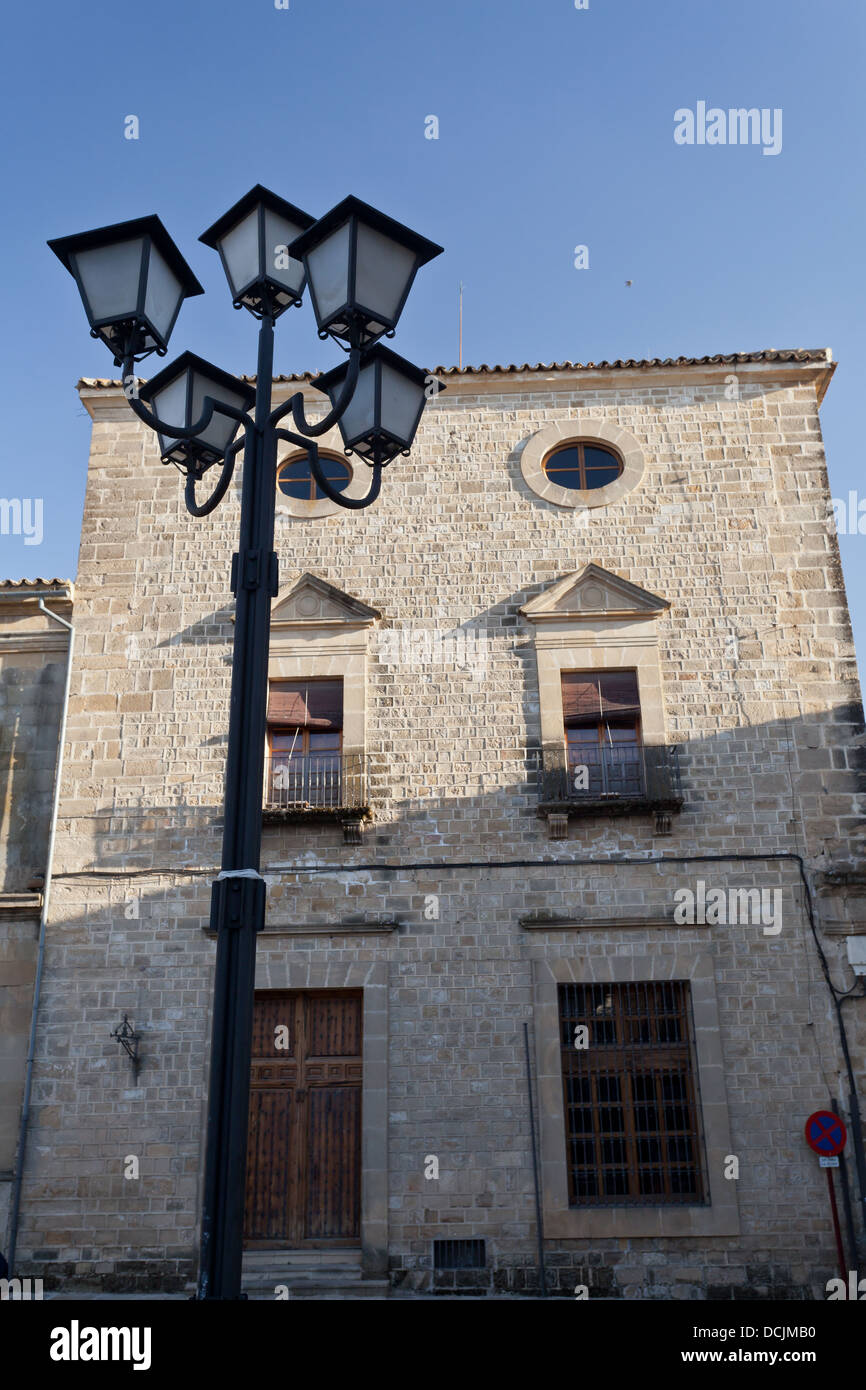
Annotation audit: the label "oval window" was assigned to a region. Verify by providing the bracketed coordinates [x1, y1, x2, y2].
[542, 442, 623, 490]
[277, 453, 351, 501]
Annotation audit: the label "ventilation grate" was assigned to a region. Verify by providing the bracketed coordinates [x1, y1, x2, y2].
[433, 1238, 486, 1270]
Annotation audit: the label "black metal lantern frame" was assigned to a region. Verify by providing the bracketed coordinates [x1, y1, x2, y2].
[288, 195, 443, 350]
[138, 351, 257, 475]
[199, 185, 317, 322]
[48, 216, 204, 365]
[48, 185, 442, 1302]
[313, 344, 431, 469]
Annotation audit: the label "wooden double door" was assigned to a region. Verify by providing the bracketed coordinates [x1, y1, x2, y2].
[244, 990, 362, 1247]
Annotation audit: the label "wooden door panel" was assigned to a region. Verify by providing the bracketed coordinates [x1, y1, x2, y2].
[251, 992, 299, 1058]
[306, 1085, 361, 1240]
[306, 992, 362, 1058]
[244, 1087, 297, 1241]
[244, 990, 362, 1248]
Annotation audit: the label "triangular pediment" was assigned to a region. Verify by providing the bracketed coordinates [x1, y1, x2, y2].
[519, 564, 670, 622]
[271, 573, 381, 627]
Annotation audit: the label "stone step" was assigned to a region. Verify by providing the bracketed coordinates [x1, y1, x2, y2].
[245, 1269, 367, 1284]
[243, 1249, 362, 1270]
[243, 1277, 391, 1300]
[241, 1249, 375, 1297]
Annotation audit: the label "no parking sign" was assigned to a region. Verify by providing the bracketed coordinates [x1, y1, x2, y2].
[804, 1110, 848, 1280]
[805, 1110, 847, 1160]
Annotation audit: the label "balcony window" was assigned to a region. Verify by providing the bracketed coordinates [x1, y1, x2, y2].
[533, 665, 682, 832]
[563, 670, 642, 796]
[266, 678, 343, 809]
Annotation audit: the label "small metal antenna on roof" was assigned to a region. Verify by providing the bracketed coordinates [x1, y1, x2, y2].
[458, 281, 464, 370]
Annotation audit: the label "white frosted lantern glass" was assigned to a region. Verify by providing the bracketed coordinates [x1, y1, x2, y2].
[264, 210, 306, 297]
[190, 372, 249, 454]
[143, 244, 183, 339]
[380, 363, 423, 444]
[151, 372, 191, 457]
[307, 221, 351, 320]
[219, 209, 261, 296]
[354, 222, 415, 321]
[76, 238, 144, 320]
[335, 361, 376, 442]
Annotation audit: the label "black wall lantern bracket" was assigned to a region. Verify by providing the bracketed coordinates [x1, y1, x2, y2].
[111, 1015, 141, 1084]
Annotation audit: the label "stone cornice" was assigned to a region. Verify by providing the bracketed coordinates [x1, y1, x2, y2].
[519, 915, 701, 931]
[238, 920, 400, 937]
[0, 891, 43, 919]
[0, 633, 71, 655]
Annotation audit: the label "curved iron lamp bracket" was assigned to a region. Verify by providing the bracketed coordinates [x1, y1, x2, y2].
[269, 347, 361, 438]
[122, 345, 381, 514]
[121, 358, 254, 518]
[123, 386, 253, 446]
[184, 436, 245, 518]
[274, 428, 382, 510]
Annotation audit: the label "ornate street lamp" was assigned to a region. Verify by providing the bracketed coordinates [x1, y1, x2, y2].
[49, 186, 443, 1300]
[48, 216, 203, 363]
[137, 351, 256, 477]
[313, 344, 432, 468]
[288, 195, 443, 348]
[199, 185, 316, 319]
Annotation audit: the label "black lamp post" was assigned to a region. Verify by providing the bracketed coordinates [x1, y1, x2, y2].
[49, 186, 443, 1300]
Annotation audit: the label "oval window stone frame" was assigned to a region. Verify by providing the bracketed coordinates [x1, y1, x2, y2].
[520, 417, 645, 509]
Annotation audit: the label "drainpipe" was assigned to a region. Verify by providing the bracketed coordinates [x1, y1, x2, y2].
[4, 591, 74, 1273]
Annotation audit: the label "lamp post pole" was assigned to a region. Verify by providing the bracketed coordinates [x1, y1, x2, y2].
[197, 312, 276, 1301]
[48, 187, 443, 1303]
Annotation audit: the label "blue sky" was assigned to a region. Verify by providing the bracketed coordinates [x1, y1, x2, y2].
[1, 0, 863, 664]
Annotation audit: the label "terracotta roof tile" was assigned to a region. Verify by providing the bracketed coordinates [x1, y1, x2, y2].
[78, 347, 833, 390]
[0, 578, 72, 589]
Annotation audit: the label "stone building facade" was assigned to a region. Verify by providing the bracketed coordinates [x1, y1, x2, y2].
[6, 347, 866, 1297]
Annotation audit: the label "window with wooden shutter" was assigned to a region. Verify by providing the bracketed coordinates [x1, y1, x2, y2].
[267, 680, 343, 807]
[562, 670, 642, 796]
[267, 679, 343, 733]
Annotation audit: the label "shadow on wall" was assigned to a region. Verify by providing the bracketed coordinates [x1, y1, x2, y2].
[0, 658, 67, 893]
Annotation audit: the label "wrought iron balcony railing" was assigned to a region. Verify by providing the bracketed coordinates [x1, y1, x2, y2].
[533, 743, 683, 819]
[262, 751, 368, 821]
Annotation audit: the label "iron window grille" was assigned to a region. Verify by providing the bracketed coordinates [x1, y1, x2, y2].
[558, 981, 706, 1207]
[433, 1238, 486, 1270]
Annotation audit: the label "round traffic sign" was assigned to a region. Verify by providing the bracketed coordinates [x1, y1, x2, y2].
[805, 1110, 847, 1157]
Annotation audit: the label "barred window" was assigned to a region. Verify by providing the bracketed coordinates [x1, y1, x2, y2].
[558, 981, 705, 1206]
